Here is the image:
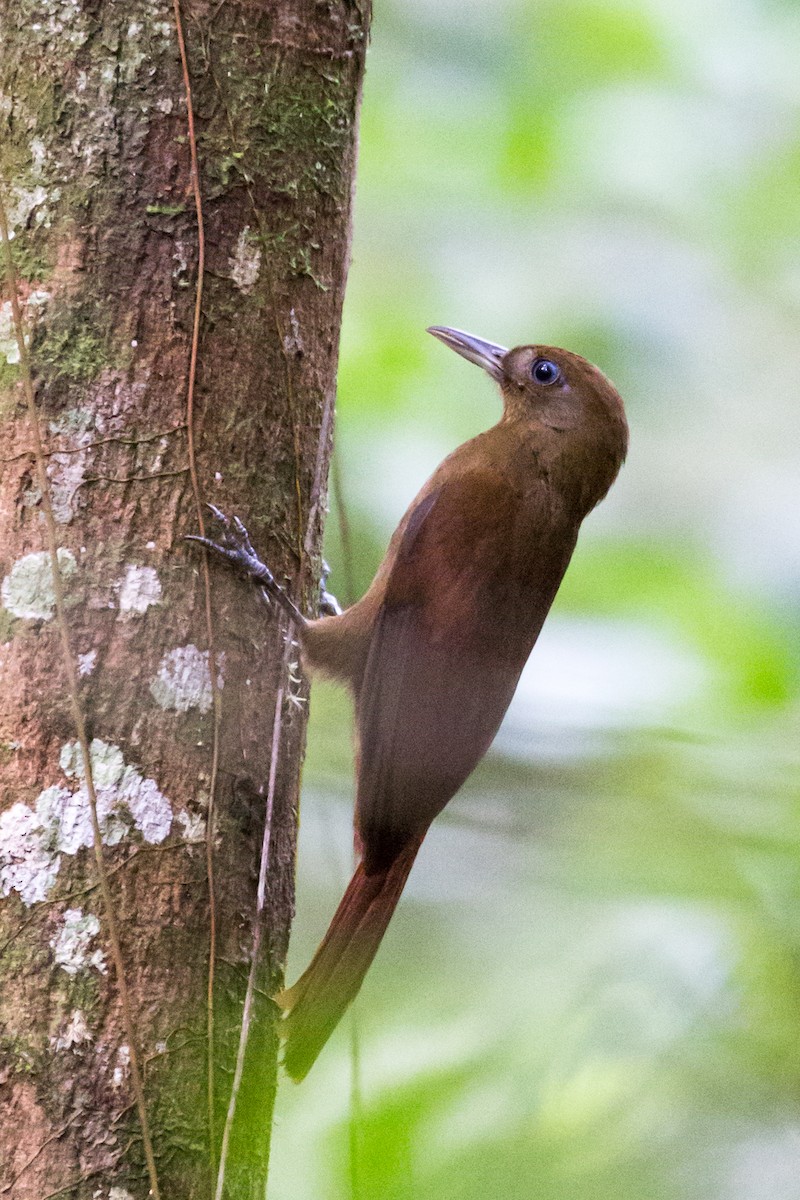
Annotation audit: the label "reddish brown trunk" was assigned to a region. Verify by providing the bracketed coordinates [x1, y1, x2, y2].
[0, 1, 370, 1196]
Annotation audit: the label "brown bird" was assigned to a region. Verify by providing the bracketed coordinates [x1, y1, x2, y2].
[190, 326, 628, 1081]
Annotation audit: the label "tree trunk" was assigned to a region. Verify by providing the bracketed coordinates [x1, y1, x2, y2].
[0, 2, 369, 1196]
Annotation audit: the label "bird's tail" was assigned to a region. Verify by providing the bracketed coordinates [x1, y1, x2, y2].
[275, 836, 423, 1082]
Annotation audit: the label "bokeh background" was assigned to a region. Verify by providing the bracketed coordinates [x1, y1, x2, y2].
[270, 1, 800, 1196]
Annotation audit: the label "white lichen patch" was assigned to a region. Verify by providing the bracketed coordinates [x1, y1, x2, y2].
[109, 1188, 136, 1200]
[48, 453, 87, 523]
[173, 238, 189, 284]
[0, 740, 173, 906]
[20, 484, 43, 509]
[177, 809, 206, 843]
[230, 226, 261, 294]
[116, 564, 161, 617]
[1, 548, 77, 620]
[283, 307, 304, 357]
[31, 137, 46, 174]
[47, 407, 94, 523]
[116, 6, 174, 85]
[150, 644, 222, 714]
[27, 287, 51, 311]
[78, 649, 98, 676]
[49, 407, 93, 440]
[61, 0, 172, 170]
[112, 1043, 131, 1089]
[0, 801, 62, 905]
[7, 184, 49, 231]
[59, 738, 174, 845]
[122, 21, 148, 80]
[0, 300, 20, 364]
[51, 1008, 92, 1053]
[51, 908, 107, 976]
[30, 0, 88, 49]
[0, 289, 51, 371]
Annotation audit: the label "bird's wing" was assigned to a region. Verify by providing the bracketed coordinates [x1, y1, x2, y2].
[355, 467, 549, 869]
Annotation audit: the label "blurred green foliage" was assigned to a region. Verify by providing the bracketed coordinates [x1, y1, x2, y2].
[269, 1, 800, 1197]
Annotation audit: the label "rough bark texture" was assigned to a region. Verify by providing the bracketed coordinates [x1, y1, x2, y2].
[0, 1, 369, 1196]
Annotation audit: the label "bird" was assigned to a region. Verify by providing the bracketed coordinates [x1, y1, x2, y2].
[189, 325, 628, 1081]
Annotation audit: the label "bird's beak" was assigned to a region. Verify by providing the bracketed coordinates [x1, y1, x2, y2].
[427, 326, 508, 382]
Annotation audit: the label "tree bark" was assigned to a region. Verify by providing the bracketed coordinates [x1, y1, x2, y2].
[0, 2, 369, 1196]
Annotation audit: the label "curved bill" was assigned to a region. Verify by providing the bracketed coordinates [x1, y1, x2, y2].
[427, 326, 508, 382]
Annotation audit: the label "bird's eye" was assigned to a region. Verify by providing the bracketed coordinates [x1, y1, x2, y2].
[531, 358, 561, 386]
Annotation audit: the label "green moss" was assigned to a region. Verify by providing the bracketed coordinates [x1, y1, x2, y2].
[0, 610, 36, 647]
[0, 358, 21, 393]
[66, 969, 102, 1015]
[0, 1031, 40, 1076]
[0, 739, 19, 764]
[0, 606, 16, 645]
[192, 40, 354, 280]
[34, 305, 111, 385]
[287, 242, 329, 289]
[10, 232, 52, 284]
[121, 1010, 210, 1189]
[146, 203, 186, 216]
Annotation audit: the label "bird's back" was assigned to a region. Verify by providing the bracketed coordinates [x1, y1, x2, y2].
[353, 424, 581, 869]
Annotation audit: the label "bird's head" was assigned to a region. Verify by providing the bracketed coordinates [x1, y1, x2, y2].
[427, 325, 629, 477]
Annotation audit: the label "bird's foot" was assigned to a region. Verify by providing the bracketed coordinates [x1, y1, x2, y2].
[319, 560, 342, 618]
[185, 505, 306, 627]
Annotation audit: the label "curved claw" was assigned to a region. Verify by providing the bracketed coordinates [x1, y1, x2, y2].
[184, 533, 235, 562]
[319, 558, 342, 617]
[206, 502, 229, 524]
[319, 590, 342, 618]
[231, 515, 256, 555]
[184, 513, 307, 629]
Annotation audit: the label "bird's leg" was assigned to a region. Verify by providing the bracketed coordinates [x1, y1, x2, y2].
[319, 560, 342, 618]
[185, 505, 307, 628]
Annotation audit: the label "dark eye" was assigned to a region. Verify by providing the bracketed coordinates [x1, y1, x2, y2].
[531, 358, 561, 385]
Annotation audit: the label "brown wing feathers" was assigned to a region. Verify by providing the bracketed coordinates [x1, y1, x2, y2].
[277, 472, 528, 1076]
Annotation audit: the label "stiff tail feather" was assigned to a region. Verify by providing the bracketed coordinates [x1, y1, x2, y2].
[275, 836, 423, 1081]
